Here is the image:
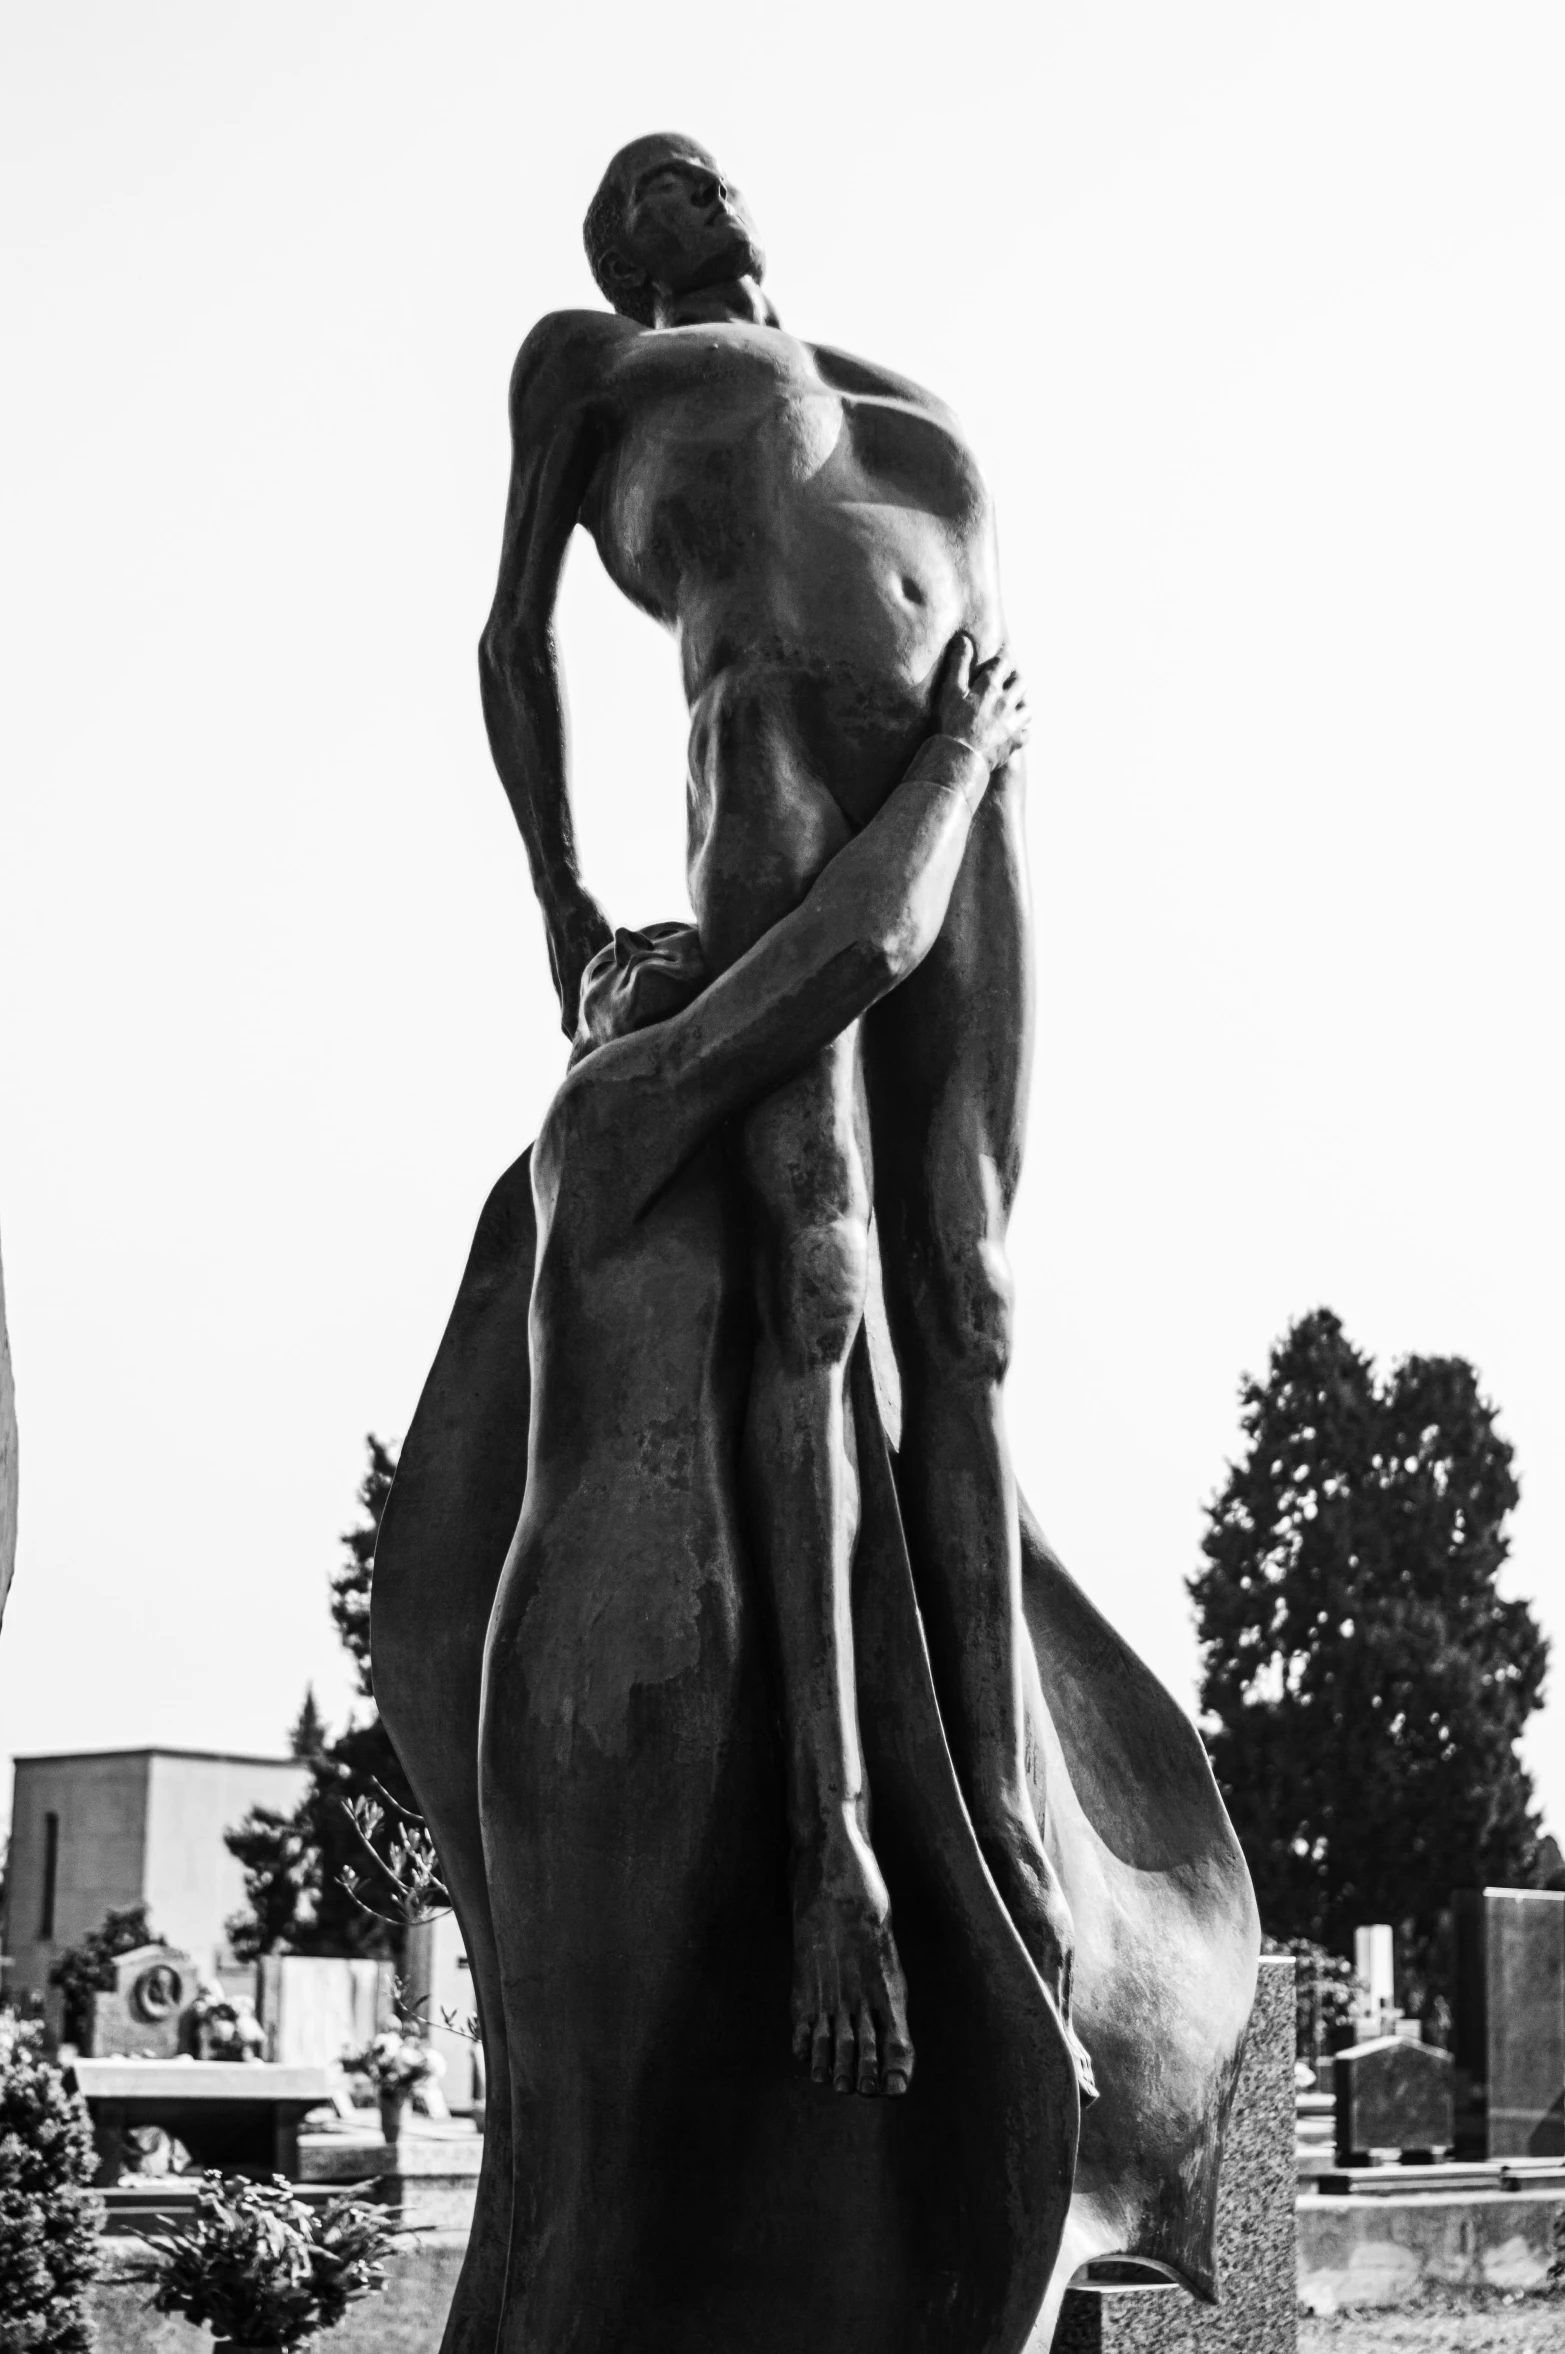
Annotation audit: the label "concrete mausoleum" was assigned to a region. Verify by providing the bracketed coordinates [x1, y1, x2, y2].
[2, 1745, 310, 2012]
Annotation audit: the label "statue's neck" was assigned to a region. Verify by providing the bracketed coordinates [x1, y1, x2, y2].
[656, 277, 779, 330]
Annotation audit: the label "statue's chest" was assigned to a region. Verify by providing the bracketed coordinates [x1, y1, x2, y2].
[586, 333, 982, 610]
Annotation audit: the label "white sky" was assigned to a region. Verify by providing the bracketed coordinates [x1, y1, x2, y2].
[2, 3, 1562, 1855]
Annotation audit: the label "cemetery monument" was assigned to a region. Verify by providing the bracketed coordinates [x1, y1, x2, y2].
[372, 135, 1263, 2354]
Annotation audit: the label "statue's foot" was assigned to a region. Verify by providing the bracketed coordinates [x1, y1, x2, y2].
[790, 1833, 915, 2097]
[978, 1807, 1099, 2109]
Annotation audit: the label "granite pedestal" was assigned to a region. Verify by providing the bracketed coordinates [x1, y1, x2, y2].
[1054, 1955, 1296, 2351]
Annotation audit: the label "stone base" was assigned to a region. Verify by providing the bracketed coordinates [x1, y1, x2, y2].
[1054, 1955, 1297, 2351]
[1297, 2188, 1564, 2313]
[297, 2126, 482, 2231]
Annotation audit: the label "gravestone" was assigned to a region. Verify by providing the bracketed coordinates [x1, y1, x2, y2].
[1052, 1955, 1296, 2352]
[1333, 2035, 1452, 2161]
[257, 1953, 392, 2067]
[87, 1944, 198, 2059]
[1353, 1924, 1395, 2041]
[1453, 1888, 1565, 2158]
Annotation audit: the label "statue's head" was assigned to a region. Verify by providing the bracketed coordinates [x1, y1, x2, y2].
[584, 135, 765, 327]
[572, 922, 708, 1064]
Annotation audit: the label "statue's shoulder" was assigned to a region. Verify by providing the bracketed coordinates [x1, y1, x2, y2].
[508, 308, 639, 418]
[811, 340, 957, 423]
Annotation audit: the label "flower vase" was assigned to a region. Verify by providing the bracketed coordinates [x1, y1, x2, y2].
[378, 2086, 408, 2148]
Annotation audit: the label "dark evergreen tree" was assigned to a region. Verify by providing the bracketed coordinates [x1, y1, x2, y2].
[1191, 1309, 1547, 2012]
[289, 1686, 328, 1761]
[226, 1437, 419, 1962]
[330, 1435, 396, 1699]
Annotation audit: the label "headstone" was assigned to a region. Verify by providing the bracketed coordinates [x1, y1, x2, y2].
[1452, 1888, 1565, 2158]
[1353, 1923, 1395, 2041]
[403, 1911, 480, 2106]
[87, 1944, 198, 2058]
[1332, 2035, 1453, 2161]
[257, 1953, 393, 2067]
[1053, 1954, 1296, 2352]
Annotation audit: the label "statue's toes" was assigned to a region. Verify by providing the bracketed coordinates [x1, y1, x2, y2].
[855, 2002, 879, 2096]
[831, 2007, 857, 2095]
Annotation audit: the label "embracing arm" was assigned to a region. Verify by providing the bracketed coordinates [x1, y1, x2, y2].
[543, 644, 1028, 1233]
[478, 314, 625, 1033]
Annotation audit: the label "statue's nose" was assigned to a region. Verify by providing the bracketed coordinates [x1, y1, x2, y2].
[614, 927, 652, 969]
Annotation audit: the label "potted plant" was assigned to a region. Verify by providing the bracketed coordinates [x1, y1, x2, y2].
[343, 2029, 443, 2148]
[147, 2170, 389, 2351]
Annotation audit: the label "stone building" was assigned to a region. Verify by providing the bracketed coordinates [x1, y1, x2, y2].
[2, 1746, 309, 2012]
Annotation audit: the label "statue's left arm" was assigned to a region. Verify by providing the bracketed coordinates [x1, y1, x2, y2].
[536, 647, 1028, 1236]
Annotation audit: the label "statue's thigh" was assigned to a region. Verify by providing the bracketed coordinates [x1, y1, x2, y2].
[865, 779, 1034, 1265]
[685, 676, 853, 973]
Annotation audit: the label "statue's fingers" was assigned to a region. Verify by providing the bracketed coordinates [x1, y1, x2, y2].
[810, 2012, 833, 2086]
[856, 2003, 880, 2096]
[792, 2012, 813, 2070]
[832, 2007, 856, 2095]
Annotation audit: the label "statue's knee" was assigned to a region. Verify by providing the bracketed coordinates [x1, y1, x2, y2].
[765, 1216, 870, 1371]
[920, 1233, 1015, 1386]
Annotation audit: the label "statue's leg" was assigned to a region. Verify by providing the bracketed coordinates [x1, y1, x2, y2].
[688, 671, 913, 2100]
[863, 757, 1092, 2092]
[737, 1035, 914, 2095]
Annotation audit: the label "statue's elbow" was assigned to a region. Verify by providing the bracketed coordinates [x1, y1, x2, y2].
[477, 620, 507, 697]
[864, 915, 925, 997]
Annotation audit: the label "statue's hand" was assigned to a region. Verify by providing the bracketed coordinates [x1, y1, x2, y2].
[935, 634, 1030, 772]
[545, 886, 613, 1037]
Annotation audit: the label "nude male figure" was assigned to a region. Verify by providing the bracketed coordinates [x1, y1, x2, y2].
[479, 134, 1087, 2090]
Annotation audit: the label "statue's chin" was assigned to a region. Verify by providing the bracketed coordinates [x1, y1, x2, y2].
[678, 233, 766, 296]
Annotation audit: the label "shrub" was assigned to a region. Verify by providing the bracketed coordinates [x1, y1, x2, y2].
[0, 2010, 101, 2354]
[47, 1903, 154, 2047]
[148, 2172, 389, 2349]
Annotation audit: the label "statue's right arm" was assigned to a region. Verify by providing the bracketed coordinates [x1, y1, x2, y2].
[537, 734, 994, 1237]
[477, 313, 627, 1035]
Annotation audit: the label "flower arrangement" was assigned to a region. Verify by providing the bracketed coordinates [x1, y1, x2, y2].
[147, 2170, 390, 2351]
[0, 2009, 102, 2353]
[342, 2031, 441, 2098]
[342, 2030, 443, 2148]
[192, 1980, 267, 2064]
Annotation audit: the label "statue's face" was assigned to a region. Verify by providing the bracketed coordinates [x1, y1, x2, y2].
[574, 923, 708, 1060]
[603, 136, 764, 313]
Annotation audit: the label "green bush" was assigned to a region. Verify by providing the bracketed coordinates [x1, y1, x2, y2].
[47, 1904, 154, 2048]
[0, 2010, 101, 2354]
[148, 2172, 390, 2349]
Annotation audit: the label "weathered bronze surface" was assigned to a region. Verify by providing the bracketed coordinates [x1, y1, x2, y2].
[479, 130, 1079, 2113]
[374, 140, 1260, 2354]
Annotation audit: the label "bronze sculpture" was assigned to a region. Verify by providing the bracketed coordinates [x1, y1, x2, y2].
[479, 133, 1082, 2097]
[373, 141, 1261, 2354]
